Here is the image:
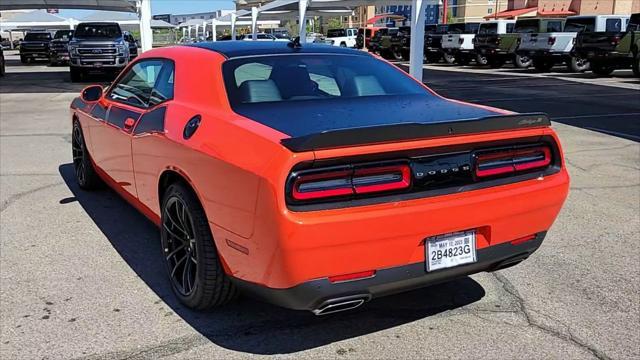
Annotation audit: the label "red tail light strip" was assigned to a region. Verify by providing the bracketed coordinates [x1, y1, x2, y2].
[475, 146, 551, 178]
[353, 165, 411, 194]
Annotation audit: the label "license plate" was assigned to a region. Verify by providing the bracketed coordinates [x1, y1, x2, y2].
[425, 230, 477, 272]
[93, 62, 102, 67]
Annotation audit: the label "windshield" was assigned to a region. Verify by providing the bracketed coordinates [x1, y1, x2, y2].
[223, 54, 429, 106]
[564, 18, 595, 33]
[478, 23, 498, 35]
[327, 29, 346, 38]
[74, 24, 122, 38]
[24, 33, 51, 41]
[54, 30, 74, 39]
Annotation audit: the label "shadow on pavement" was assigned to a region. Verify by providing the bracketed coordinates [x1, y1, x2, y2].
[59, 163, 486, 354]
[0, 68, 113, 94]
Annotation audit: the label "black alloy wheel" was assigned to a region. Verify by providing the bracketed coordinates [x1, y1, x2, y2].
[72, 121, 100, 190]
[160, 183, 237, 310]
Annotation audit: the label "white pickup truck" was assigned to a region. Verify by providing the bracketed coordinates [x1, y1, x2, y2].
[441, 22, 480, 65]
[517, 15, 630, 72]
[325, 28, 358, 48]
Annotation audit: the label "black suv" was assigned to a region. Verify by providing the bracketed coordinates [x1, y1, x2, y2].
[20, 31, 52, 63]
[49, 30, 74, 65]
[68, 22, 130, 81]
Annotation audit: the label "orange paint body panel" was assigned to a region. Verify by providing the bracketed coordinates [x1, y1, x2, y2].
[70, 44, 569, 310]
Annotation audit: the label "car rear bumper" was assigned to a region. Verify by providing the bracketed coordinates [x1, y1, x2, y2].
[517, 49, 568, 59]
[232, 232, 546, 313]
[20, 51, 49, 58]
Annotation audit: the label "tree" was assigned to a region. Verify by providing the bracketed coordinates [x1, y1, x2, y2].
[327, 17, 342, 30]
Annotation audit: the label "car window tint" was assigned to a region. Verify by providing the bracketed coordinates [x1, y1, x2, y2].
[564, 18, 596, 33]
[224, 54, 428, 105]
[478, 23, 498, 35]
[605, 18, 622, 32]
[109, 60, 164, 108]
[149, 61, 175, 107]
[547, 21, 563, 32]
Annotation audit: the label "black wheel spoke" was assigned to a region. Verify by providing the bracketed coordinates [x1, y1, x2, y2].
[165, 242, 186, 260]
[162, 196, 198, 297]
[163, 223, 187, 243]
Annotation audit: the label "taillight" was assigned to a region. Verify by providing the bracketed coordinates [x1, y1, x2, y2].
[290, 163, 411, 202]
[611, 36, 621, 46]
[548, 36, 556, 45]
[496, 37, 501, 45]
[474, 146, 551, 178]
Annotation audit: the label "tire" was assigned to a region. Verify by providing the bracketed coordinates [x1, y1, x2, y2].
[70, 67, 82, 82]
[591, 61, 614, 76]
[632, 51, 639, 77]
[514, 54, 532, 69]
[401, 49, 410, 61]
[533, 58, 554, 72]
[475, 53, 489, 66]
[568, 55, 590, 72]
[161, 182, 237, 310]
[392, 47, 404, 61]
[443, 52, 456, 64]
[72, 121, 101, 190]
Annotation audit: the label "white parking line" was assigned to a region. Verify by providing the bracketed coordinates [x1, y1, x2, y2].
[552, 112, 640, 120]
[584, 127, 640, 141]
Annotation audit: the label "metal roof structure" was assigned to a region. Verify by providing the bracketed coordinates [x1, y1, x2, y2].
[0, 0, 137, 12]
[190, 40, 367, 58]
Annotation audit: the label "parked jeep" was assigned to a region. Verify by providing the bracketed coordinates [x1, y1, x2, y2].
[473, 20, 515, 68]
[68, 22, 130, 81]
[356, 27, 383, 49]
[368, 27, 388, 54]
[326, 28, 358, 48]
[19, 31, 52, 63]
[424, 24, 448, 63]
[499, 18, 564, 69]
[574, 13, 638, 76]
[379, 26, 411, 60]
[518, 15, 629, 72]
[441, 22, 480, 65]
[49, 30, 73, 65]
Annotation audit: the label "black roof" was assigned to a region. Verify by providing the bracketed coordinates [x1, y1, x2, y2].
[189, 41, 368, 59]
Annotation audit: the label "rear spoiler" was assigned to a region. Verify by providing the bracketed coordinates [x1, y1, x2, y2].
[280, 113, 551, 152]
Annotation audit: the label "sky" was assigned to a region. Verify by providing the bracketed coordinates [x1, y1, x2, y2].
[59, 0, 235, 18]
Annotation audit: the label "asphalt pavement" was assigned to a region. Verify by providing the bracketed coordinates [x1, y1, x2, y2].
[1, 51, 639, 359]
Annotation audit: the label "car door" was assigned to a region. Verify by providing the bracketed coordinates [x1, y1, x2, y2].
[91, 59, 166, 198]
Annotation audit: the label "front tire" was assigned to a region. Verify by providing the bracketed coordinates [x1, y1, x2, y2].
[591, 61, 614, 76]
[161, 182, 237, 310]
[72, 121, 101, 190]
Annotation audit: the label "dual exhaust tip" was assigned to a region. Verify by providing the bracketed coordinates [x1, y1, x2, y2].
[312, 295, 371, 316]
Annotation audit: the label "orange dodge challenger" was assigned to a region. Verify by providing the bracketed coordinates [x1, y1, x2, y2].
[70, 42, 569, 315]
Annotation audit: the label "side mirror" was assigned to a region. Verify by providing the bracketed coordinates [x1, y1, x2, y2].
[81, 85, 103, 102]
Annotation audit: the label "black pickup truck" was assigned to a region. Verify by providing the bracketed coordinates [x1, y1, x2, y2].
[20, 31, 52, 63]
[574, 13, 639, 76]
[49, 30, 74, 65]
[424, 24, 448, 63]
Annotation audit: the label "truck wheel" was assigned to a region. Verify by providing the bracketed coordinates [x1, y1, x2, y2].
[70, 67, 83, 82]
[475, 54, 489, 66]
[443, 53, 456, 64]
[568, 56, 590, 72]
[161, 182, 238, 310]
[533, 58, 554, 72]
[591, 62, 614, 76]
[392, 47, 404, 61]
[514, 54, 532, 69]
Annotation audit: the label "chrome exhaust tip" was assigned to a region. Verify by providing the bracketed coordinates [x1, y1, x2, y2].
[312, 295, 370, 316]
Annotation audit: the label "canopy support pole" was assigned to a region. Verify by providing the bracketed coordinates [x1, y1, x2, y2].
[409, 0, 426, 81]
[231, 13, 237, 40]
[137, 0, 152, 52]
[251, 7, 259, 40]
[299, 0, 309, 43]
[211, 20, 217, 42]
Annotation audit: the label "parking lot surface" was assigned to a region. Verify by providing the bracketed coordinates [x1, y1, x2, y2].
[1, 50, 639, 359]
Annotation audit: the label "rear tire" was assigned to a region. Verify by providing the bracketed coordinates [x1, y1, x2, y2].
[568, 55, 590, 72]
[475, 53, 489, 66]
[161, 182, 238, 310]
[514, 54, 532, 69]
[72, 121, 101, 190]
[533, 58, 554, 72]
[591, 61, 614, 76]
[632, 51, 639, 77]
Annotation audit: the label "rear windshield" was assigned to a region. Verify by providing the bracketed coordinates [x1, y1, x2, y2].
[564, 18, 595, 33]
[514, 19, 539, 33]
[630, 14, 640, 29]
[327, 29, 346, 38]
[54, 30, 74, 39]
[223, 54, 428, 106]
[74, 24, 122, 38]
[24, 33, 51, 41]
[478, 23, 498, 35]
[448, 23, 479, 34]
[436, 25, 449, 33]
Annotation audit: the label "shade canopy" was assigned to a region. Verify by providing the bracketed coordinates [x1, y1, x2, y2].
[0, 0, 137, 12]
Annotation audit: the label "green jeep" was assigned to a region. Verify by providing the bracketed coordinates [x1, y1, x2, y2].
[498, 18, 565, 68]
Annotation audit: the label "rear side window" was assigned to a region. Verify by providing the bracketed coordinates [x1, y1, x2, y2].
[109, 59, 174, 108]
[506, 23, 515, 33]
[327, 29, 346, 37]
[605, 18, 623, 32]
[223, 54, 428, 106]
